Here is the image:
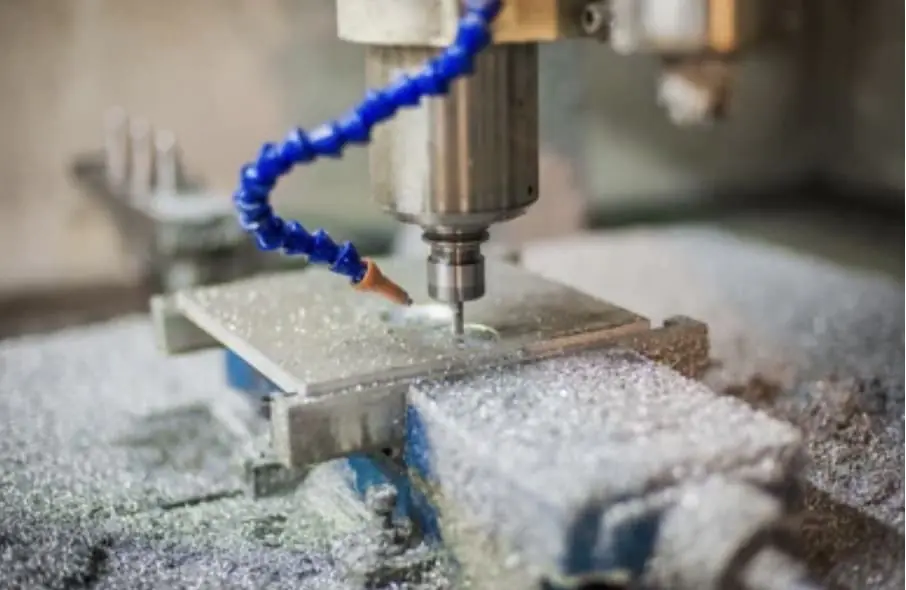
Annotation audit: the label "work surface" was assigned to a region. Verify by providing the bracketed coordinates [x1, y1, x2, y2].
[0, 227, 903, 589]
[173, 258, 648, 394]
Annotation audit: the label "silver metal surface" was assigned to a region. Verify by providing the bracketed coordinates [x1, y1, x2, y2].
[368, 44, 539, 314]
[173, 257, 648, 395]
[451, 301, 464, 336]
[426, 239, 486, 303]
[368, 43, 538, 231]
[272, 382, 409, 468]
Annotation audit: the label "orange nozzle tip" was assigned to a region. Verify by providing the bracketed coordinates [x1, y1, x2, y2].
[354, 258, 413, 306]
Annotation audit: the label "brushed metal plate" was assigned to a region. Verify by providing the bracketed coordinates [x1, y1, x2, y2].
[173, 257, 650, 395]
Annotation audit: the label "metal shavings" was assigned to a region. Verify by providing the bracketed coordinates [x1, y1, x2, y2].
[521, 227, 904, 528]
[521, 227, 904, 589]
[0, 318, 452, 589]
[408, 347, 802, 578]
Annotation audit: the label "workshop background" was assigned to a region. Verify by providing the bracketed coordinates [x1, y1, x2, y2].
[0, 0, 901, 334]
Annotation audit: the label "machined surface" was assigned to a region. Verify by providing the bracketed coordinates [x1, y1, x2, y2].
[407, 347, 802, 583]
[172, 258, 649, 395]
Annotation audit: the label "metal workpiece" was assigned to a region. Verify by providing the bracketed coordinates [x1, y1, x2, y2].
[169, 258, 646, 394]
[405, 348, 804, 587]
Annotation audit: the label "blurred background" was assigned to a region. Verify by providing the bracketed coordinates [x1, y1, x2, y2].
[0, 0, 901, 337]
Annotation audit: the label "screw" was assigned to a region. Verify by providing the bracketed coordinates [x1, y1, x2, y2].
[581, 1, 611, 39]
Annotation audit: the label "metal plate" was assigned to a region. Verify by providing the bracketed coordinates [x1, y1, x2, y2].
[174, 257, 649, 394]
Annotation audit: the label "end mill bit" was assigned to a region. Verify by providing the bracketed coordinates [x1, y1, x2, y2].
[451, 301, 465, 337]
